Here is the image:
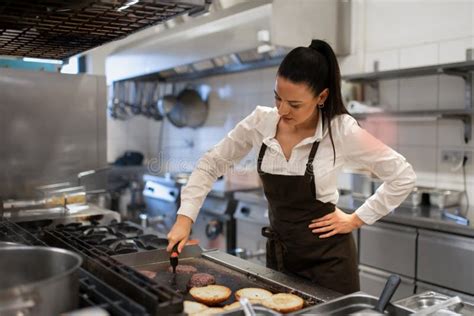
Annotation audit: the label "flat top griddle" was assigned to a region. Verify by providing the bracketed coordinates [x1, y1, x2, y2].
[112, 245, 340, 311]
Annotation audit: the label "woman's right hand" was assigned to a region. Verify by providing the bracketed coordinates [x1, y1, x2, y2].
[167, 214, 193, 253]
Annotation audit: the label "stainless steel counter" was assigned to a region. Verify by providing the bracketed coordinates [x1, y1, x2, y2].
[233, 191, 474, 238]
[337, 195, 474, 238]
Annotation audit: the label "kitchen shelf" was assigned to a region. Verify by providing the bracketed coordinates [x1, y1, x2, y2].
[343, 60, 474, 143]
[342, 60, 474, 82]
[352, 109, 472, 143]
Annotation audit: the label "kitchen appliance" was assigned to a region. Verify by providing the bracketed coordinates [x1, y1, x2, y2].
[142, 174, 181, 235]
[0, 0, 211, 60]
[0, 220, 150, 315]
[191, 191, 238, 253]
[112, 244, 340, 309]
[107, 0, 351, 83]
[0, 246, 82, 316]
[233, 191, 269, 266]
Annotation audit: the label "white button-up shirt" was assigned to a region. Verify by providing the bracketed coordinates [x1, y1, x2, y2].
[177, 106, 416, 225]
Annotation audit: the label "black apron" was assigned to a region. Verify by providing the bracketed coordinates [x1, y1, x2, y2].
[258, 141, 359, 294]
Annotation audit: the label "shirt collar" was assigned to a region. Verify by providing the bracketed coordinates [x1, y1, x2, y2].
[257, 107, 325, 145]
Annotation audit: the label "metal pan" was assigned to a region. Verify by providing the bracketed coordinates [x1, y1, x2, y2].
[0, 246, 82, 316]
[175, 88, 208, 128]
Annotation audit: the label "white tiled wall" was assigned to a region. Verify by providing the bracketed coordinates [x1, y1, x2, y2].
[105, 0, 474, 210]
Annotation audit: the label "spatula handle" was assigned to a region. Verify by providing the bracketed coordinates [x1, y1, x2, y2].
[374, 274, 401, 312]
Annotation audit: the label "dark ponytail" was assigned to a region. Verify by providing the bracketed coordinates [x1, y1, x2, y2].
[277, 39, 350, 164]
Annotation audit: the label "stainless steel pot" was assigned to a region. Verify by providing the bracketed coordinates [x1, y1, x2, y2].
[0, 246, 82, 316]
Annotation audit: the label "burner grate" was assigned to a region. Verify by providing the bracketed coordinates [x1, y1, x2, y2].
[0, 0, 211, 60]
[43, 228, 184, 315]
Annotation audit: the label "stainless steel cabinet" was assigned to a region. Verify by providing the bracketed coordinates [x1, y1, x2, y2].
[359, 265, 415, 301]
[360, 222, 417, 277]
[417, 230, 474, 295]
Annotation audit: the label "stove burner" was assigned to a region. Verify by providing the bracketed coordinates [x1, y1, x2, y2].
[110, 222, 143, 238]
[110, 239, 141, 254]
[53, 221, 166, 254]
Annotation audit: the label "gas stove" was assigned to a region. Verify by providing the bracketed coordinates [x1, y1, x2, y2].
[53, 221, 169, 255]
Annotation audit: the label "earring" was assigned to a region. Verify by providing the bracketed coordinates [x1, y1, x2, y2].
[318, 103, 325, 109]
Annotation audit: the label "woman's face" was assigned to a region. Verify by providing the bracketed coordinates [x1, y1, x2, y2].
[274, 76, 328, 126]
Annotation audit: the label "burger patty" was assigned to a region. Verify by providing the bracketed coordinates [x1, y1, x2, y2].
[187, 273, 216, 289]
[167, 264, 198, 274]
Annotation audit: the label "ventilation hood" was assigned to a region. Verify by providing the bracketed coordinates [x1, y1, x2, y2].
[0, 0, 211, 60]
[107, 0, 351, 83]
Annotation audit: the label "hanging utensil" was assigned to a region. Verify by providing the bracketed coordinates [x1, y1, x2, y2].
[175, 88, 208, 128]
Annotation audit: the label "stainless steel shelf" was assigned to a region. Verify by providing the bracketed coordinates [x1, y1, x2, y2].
[342, 60, 474, 143]
[342, 60, 474, 82]
[352, 109, 472, 143]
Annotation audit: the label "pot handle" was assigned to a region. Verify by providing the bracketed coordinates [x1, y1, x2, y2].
[0, 296, 36, 314]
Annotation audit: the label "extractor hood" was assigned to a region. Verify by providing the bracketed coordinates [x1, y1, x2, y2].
[0, 0, 211, 60]
[106, 0, 351, 83]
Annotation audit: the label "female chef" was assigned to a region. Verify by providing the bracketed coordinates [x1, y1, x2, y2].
[166, 39, 416, 294]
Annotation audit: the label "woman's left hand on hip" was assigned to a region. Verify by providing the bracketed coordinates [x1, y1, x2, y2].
[308, 208, 364, 238]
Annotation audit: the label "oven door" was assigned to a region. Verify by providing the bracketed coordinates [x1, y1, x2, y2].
[192, 211, 228, 252]
[142, 180, 179, 235]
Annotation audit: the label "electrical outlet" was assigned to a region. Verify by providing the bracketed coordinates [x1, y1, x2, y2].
[441, 150, 472, 165]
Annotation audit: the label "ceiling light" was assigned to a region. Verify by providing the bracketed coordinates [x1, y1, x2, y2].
[117, 0, 139, 12]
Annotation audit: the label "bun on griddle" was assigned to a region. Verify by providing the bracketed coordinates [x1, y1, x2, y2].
[223, 301, 241, 310]
[192, 307, 225, 315]
[183, 300, 207, 314]
[262, 293, 304, 313]
[235, 288, 273, 304]
[189, 285, 232, 305]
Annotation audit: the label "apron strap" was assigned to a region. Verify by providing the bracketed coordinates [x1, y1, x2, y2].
[306, 141, 320, 199]
[305, 141, 320, 175]
[262, 227, 287, 272]
[257, 143, 268, 174]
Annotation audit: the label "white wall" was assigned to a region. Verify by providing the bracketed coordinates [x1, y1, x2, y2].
[99, 0, 474, 209]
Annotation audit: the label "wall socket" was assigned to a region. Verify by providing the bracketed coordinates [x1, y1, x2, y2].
[441, 150, 472, 166]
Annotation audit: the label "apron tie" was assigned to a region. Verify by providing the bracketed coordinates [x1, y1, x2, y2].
[262, 226, 287, 272]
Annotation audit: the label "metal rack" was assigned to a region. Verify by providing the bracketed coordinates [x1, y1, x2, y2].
[342, 60, 474, 143]
[0, 0, 211, 60]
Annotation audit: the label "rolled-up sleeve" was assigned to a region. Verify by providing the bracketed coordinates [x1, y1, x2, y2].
[340, 116, 416, 224]
[177, 108, 261, 222]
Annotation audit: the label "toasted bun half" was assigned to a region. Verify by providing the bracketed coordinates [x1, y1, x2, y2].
[183, 300, 208, 314]
[235, 288, 273, 304]
[262, 293, 304, 313]
[192, 307, 225, 315]
[223, 301, 241, 310]
[189, 285, 232, 305]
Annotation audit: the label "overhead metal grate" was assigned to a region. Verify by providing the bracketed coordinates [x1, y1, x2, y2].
[0, 0, 211, 60]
